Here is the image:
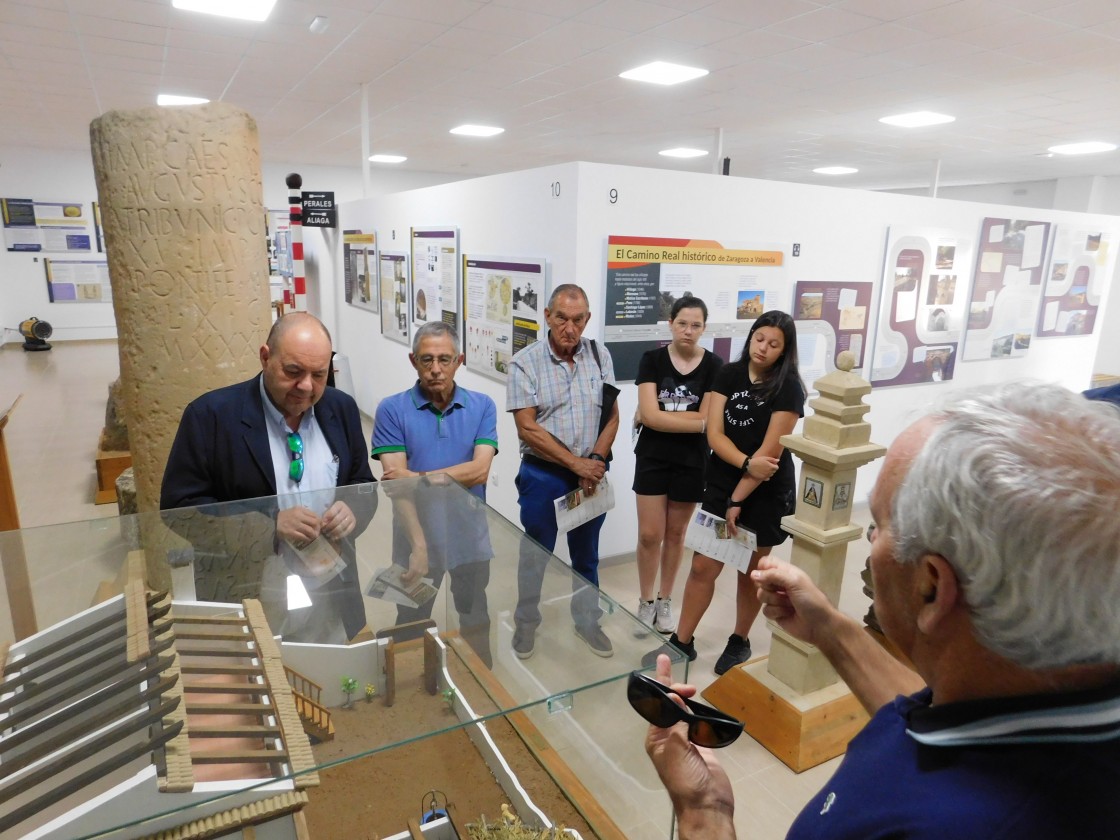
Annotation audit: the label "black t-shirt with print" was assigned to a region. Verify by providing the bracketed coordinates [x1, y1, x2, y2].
[635, 346, 723, 469]
[707, 361, 805, 494]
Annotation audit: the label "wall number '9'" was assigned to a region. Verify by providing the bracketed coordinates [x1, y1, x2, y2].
[609, 188, 618, 204]
[550, 181, 561, 198]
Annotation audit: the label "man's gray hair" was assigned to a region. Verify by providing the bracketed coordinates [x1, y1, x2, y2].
[893, 381, 1120, 669]
[547, 283, 589, 310]
[412, 321, 460, 355]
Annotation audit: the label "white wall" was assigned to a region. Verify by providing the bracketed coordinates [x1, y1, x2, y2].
[886, 178, 1060, 209]
[0, 144, 457, 346]
[884, 174, 1120, 378]
[333, 161, 1120, 560]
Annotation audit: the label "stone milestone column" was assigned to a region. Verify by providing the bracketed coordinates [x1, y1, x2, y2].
[90, 103, 271, 517]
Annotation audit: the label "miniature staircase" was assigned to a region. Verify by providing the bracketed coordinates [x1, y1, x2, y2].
[285, 665, 334, 743]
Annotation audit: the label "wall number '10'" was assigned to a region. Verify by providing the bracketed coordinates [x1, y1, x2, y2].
[551, 181, 561, 198]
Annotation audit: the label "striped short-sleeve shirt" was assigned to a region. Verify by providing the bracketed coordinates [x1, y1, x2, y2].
[506, 333, 615, 458]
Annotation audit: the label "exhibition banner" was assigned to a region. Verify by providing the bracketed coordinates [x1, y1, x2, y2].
[1035, 225, 1115, 338]
[411, 227, 459, 335]
[343, 229, 378, 313]
[2, 197, 93, 253]
[380, 251, 409, 346]
[44, 258, 111, 303]
[792, 280, 873, 386]
[870, 227, 972, 387]
[603, 235, 788, 380]
[962, 217, 1051, 361]
[463, 255, 547, 382]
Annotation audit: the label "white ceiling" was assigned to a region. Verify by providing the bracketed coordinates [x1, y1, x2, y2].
[3, 0, 1120, 191]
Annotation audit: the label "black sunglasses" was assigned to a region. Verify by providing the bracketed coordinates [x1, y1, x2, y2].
[627, 671, 743, 749]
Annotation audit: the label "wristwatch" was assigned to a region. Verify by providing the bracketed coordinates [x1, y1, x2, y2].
[588, 453, 607, 463]
[727, 497, 746, 508]
[741, 456, 751, 474]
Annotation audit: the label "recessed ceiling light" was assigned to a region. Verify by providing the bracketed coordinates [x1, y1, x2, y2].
[659, 147, 708, 158]
[309, 16, 329, 34]
[172, 0, 277, 22]
[450, 124, 504, 137]
[620, 61, 709, 86]
[814, 166, 859, 175]
[157, 94, 210, 107]
[1047, 141, 1117, 156]
[879, 111, 955, 128]
[369, 154, 407, 163]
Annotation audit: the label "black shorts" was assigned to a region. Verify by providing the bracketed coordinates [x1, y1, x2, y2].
[632, 456, 705, 503]
[701, 480, 794, 548]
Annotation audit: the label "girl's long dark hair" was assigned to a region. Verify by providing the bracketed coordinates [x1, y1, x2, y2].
[738, 310, 805, 403]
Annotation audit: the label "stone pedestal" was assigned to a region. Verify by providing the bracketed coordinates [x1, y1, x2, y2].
[91, 103, 271, 586]
[703, 352, 886, 771]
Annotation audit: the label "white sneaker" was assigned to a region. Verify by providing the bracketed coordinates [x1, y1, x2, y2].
[654, 597, 676, 634]
[635, 599, 656, 637]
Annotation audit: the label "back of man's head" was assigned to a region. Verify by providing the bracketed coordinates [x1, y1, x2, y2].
[893, 381, 1120, 670]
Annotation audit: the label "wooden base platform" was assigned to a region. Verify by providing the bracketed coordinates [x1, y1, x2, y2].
[702, 657, 869, 773]
[94, 448, 131, 505]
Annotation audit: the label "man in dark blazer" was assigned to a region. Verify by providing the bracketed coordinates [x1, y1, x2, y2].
[161, 312, 376, 642]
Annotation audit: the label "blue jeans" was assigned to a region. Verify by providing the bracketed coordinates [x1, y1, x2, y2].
[514, 459, 605, 630]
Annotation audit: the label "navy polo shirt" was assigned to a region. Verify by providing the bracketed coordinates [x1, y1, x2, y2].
[788, 681, 1120, 838]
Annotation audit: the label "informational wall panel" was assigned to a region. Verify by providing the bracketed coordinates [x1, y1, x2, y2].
[463, 254, 547, 381]
[44, 258, 111, 303]
[871, 227, 972, 387]
[1036, 225, 1114, 338]
[793, 280, 873, 386]
[2, 197, 93, 253]
[962, 217, 1051, 361]
[380, 250, 409, 346]
[410, 227, 459, 335]
[602, 235, 788, 380]
[343, 230, 378, 313]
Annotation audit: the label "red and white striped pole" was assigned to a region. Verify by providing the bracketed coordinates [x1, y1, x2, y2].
[286, 172, 306, 311]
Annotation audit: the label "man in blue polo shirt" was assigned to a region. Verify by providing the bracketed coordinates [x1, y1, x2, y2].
[371, 321, 498, 665]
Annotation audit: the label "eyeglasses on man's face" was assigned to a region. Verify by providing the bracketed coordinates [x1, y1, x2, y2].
[416, 354, 457, 370]
[287, 432, 304, 483]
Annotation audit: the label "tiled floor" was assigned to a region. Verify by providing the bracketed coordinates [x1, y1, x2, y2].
[1, 339, 878, 840]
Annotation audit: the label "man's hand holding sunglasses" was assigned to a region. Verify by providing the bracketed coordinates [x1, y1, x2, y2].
[642, 654, 737, 840]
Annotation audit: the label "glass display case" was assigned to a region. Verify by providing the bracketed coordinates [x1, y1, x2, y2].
[0, 478, 689, 840]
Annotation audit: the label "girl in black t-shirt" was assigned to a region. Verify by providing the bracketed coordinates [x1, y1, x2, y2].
[632, 296, 723, 636]
[644, 310, 806, 674]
